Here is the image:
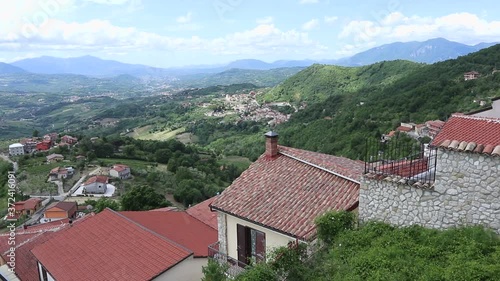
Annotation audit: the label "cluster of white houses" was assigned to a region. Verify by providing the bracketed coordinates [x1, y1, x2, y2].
[2, 104, 500, 280]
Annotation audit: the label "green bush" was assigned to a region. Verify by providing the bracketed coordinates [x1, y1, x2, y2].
[315, 211, 356, 244]
[201, 259, 228, 281]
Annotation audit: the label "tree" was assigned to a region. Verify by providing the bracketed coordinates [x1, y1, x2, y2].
[32, 130, 39, 137]
[84, 198, 120, 213]
[121, 185, 171, 211]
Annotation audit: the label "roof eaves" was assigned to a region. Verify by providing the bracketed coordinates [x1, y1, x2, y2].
[279, 151, 361, 184]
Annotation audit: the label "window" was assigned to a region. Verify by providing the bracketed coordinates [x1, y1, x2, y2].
[237, 224, 266, 266]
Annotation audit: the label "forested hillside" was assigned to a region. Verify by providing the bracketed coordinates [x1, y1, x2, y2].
[263, 60, 423, 103]
[274, 44, 500, 159]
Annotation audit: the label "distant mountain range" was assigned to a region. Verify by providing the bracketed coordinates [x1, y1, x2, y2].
[0, 62, 27, 74]
[336, 38, 498, 66]
[2, 38, 498, 77]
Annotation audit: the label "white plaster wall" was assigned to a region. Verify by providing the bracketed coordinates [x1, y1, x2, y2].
[226, 214, 295, 262]
[154, 257, 206, 281]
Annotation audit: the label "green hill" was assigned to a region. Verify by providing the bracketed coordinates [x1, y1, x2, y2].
[274, 44, 500, 159]
[262, 60, 423, 103]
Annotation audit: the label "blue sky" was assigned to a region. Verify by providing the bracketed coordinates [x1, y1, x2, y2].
[0, 0, 499, 67]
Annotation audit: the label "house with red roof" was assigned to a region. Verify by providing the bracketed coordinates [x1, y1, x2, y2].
[81, 175, 108, 194]
[43, 201, 78, 222]
[186, 197, 218, 230]
[361, 114, 500, 235]
[46, 153, 64, 163]
[0, 219, 73, 281]
[209, 132, 363, 269]
[61, 135, 78, 145]
[36, 140, 52, 151]
[13, 198, 42, 216]
[109, 164, 131, 179]
[48, 166, 74, 180]
[31, 209, 214, 281]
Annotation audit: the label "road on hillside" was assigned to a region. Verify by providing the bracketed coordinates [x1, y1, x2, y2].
[0, 154, 18, 172]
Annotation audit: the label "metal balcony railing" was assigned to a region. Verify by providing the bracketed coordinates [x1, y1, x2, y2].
[208, 241, 246, 278]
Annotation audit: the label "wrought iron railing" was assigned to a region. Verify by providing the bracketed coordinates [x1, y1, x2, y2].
[208, 241, 246, 278]
[364, 139, 438, 185]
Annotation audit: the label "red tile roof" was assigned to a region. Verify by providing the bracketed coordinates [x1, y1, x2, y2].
[211, 146, 363, 240]
[31, 209, 192, 281]
[83, 175, 108, 185]
[111, 164, 129, 172]
[14, 198, 42, 211]
[46, 201, 77, 212]
[431, 114, 500, 155]
[377, 158, 429, 178]
[396, 126, 413, 132]
[278, 146, 364, 181]
[121, 211, 217, 257]
[0, 219, 73, 281]
[186, 197, 218, 230]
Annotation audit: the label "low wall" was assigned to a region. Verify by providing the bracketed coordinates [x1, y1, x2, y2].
[360, 150, 500, 233]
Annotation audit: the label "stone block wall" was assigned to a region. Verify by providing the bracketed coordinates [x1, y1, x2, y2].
[360, 149, 500, 233]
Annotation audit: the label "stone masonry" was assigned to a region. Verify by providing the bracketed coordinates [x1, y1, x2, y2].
[360, 149, 500, 233]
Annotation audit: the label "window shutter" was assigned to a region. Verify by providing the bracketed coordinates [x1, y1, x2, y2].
[255, 230, 266, 262]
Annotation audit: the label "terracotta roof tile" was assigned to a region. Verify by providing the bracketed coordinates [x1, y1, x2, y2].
[0, 218, 79, 281]
[186, 197, 218, 230]
[83, 175, 108, 185]
[31, 209, 192, 281]
[278, 146, 364, 181]
[431, 114, 500, 155]
[211, 146, 363, 240]
[120, 210, 217, 257]
[46, 201, 77, 212]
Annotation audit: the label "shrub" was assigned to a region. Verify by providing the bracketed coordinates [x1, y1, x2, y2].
[315, 211, 356, 244]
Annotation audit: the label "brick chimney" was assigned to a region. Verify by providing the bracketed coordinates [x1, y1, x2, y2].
[265, 131, 279, 159]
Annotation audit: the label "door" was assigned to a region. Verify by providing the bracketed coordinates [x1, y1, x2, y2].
[237, 224, 248, 266]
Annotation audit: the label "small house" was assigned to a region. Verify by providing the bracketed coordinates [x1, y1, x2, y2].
[44, 201, 77, 221]
[46, 154, 64, 163]
[109, 164, 131, 179]
[81, 176, 108, 194]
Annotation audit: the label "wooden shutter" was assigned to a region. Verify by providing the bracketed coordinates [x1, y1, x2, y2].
[255, 230, 266, 263]
[237, 224, 248, 266]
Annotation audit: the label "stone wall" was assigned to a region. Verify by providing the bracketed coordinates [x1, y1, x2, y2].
[360, 149, 500, 233]
[217, 212, 228, 254]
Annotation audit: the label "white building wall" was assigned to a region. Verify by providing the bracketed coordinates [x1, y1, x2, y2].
[225, 214, 296, 262]
[154, 257, 206, 281]
[8, 144, 24, 156]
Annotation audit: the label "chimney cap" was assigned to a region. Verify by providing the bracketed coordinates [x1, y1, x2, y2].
[265, 131, 279, 138]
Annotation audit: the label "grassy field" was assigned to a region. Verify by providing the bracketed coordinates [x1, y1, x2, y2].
[219, 156, 252, 170]
[96, 158, 156, 170]
[127, 126, 186, 141]
[176, 132, 199, 144]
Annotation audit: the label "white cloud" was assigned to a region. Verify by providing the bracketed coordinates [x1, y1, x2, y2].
[176, 12, 192, 24]
[337, 12, 500, 56]
[302, 19, 319, 30]
[83, 0, 135, 5]
[0, 19, 327, 57]
[324, 16, 338, 25]
[299, 0, 318, 4]
[256, 16, 274, 25]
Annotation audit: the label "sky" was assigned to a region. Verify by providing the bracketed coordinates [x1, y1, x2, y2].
[0, 0, 499, 67]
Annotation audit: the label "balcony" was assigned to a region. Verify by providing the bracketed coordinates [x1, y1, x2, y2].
[208, 241, 246, 278]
